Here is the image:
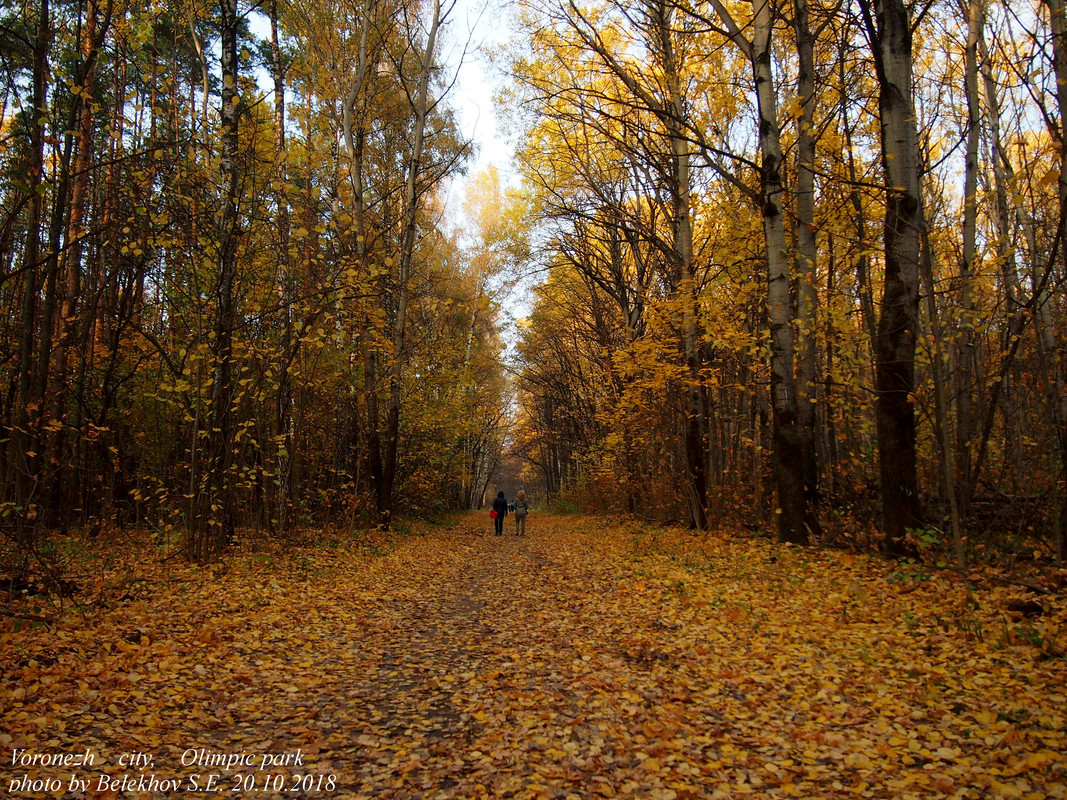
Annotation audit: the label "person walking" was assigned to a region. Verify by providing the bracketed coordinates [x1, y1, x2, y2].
[491, 490, 509, 536]
[512, 489, 530, 536]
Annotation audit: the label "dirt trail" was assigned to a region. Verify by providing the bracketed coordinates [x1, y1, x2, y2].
[336, 525, 630, 798]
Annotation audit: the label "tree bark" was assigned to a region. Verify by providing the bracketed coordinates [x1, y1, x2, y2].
[793, 0, 820, 511]
[1040, 0, 1067, 559]
[269, 0, 294, 531]
[859, 0, 924, 553]
[750, 0, 815, 543]
[197, 0, 241, 558]
[11, 0, 51, 536]
[656, 0, 710, 531]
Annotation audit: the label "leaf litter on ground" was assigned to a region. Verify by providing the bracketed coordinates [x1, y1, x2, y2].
[1, 514, 1065, 799]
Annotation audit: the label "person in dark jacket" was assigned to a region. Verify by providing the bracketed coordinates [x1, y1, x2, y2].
[491, 491, 509, 536]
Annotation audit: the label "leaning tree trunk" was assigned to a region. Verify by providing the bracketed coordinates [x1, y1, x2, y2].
[378, 0, 445, 527]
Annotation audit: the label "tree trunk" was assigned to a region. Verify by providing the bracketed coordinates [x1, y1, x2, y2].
[197, 0, 241, 559]
[11, 0, 51, 539]
[860, 0, 924, 554]
[269, 0, 294, 531]
[657, 0, 709, 531]
[953, 0, 983, 517]
[1041, 0, 1067, 560]
[49, 0, 114, 525]
[8, 0, 50, 563]
[752, 0, 817, 543]
[838, 61, 878, 350]
[378, 0, 445, 526]
[793, 0, 820, 510]
[919, 235, 965, 567]
[973, 10, 1025, 511]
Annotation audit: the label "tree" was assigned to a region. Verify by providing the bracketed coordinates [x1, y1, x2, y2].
[858, 0, 924, 553]
[699, 0, 820, 543]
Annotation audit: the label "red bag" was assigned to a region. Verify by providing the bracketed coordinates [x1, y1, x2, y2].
[490, 510, 498, 519]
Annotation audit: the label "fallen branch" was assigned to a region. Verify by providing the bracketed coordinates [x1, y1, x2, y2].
[937, 565, 1055, 595]
[0, 607, 57, 626]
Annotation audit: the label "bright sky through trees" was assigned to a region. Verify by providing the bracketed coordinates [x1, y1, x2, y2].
[447, 0, 515, 179]
[246, 0, 514, 185]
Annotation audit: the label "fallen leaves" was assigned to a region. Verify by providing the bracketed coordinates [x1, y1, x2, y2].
[1, 516, 1066, 798]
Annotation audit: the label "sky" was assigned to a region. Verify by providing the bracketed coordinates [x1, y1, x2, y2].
[437, 0, 533, 325]
[444, 0, 517, 181]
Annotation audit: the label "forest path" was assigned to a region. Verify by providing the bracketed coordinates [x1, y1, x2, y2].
[2, 515, 1066, 799]
[334, 517, 671, 798]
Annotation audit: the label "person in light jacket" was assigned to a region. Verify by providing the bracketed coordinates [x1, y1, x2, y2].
[512, 489, 530, 536]
[491, 491, 508, 536]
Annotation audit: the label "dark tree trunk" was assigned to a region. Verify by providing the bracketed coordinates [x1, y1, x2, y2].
[793, 0, 820, 511]
[11, 0, 51, 543]
[376, 0, 444, 527]
[860, 0, 925, 553]
[1042, 0, 1067, 560]
[197, 0, 240, 559]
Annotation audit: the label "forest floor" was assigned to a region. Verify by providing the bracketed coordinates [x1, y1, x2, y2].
[2, 514, 1066, 799]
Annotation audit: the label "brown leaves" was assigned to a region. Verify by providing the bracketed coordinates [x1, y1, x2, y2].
[2, 517, 1066, 798]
